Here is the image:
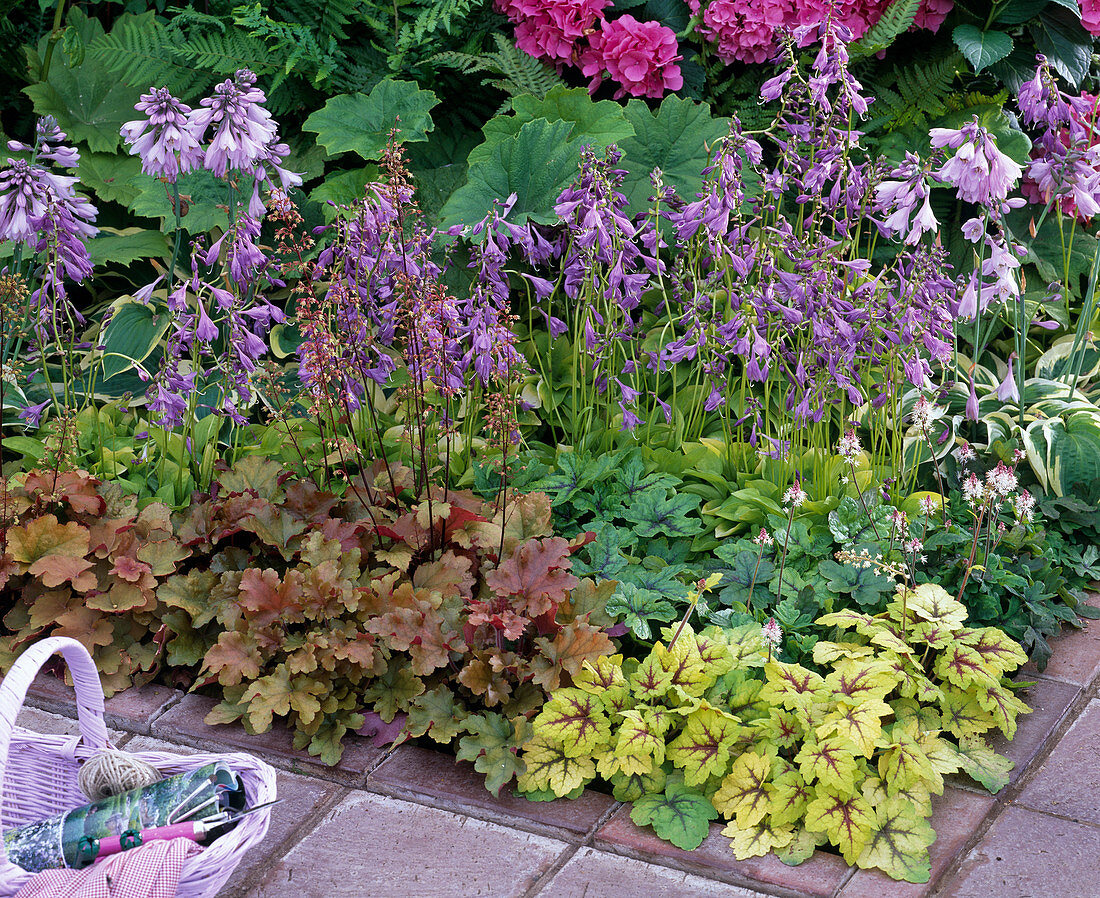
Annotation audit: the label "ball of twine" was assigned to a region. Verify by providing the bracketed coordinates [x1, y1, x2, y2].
[79, 750, 162, 800]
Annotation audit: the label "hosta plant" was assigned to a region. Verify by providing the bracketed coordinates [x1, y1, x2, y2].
[0, 467, 189, 693]
[161, 457, 618, 771]
[518, 585, 1030, 882]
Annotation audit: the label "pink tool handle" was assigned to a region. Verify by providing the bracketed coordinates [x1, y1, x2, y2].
[97, 823, 201, 858]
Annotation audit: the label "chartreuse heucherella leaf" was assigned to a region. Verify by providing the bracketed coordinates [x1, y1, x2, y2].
[519, 591, 1031, 882]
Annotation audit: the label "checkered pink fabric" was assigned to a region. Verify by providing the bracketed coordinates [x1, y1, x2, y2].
[11, 839, 202, 898]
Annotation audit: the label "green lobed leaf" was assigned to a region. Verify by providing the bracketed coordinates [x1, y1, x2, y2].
[303, 79, 439, 159]
[629, 780, 718, 850]
[952, 25, 1014, 73]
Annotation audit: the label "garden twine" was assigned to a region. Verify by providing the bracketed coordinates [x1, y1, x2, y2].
[78, 749, 162, 800]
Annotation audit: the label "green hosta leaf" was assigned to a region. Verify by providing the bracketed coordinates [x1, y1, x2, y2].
[605, 583, 677, 640]
[1023, 409, 1100, 498]
[440, 118, 584, 230]
[856, 795, 935, 882]
[1032, 6, 1093, 85]
[100, 300, 172, 380]
[456, 713, 531, 797]
[618, 95, 730, 216]
[630, 780, 718, 850]
[303, 79, 438, 159]
[87, 228, 169, 267]
[24, 10, 138, 153]
[623, 490, 702, 539]
[952, 25, 1014, 72]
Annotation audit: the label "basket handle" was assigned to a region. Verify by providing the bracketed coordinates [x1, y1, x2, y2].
[0, 637, 112, 788]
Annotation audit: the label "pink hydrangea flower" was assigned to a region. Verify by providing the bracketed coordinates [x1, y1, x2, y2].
[580, 14, 683, 99]
[688, 0, 793, 65]
[790, 0, 887, 40]
[912, 0, 954, 33]
[496, 0, 610, 65]
[1083, 0, 1100, 35]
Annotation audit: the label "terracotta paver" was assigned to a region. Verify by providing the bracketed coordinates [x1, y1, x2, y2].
[536, 847, 772, 897]
[1023, 600, 1100, 686]
[839, 787, 995, 898]
[938, 805, 1100, 897]
[1017, 697, 1100, 824]
[151, 694, 385, 786]
[246, 791, 568, 898]
[594, 805, 851, 897]
[25, 673, 181, 735]
[368, 744, 615, 839]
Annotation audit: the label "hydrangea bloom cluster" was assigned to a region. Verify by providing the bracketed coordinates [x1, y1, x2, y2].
[495, 3, 681, 99]
[494, 0, 610, 65]
[689, 0, 954, 65]
[580, 15, 683, 99]
[1082, 0, 1100, 35]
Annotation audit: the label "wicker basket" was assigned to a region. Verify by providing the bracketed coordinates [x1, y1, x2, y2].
[0, 636, 277, 898]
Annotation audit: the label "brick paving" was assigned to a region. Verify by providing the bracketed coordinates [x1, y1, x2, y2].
[14, 604, 1100, 898]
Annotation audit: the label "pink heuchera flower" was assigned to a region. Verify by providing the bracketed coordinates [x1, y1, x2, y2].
[496, 0, 611, 65]
[580, 15, 683, 99]
[688, 0, 793, 65]
[912, 0, 954, 33]
[1083, 0, 1100, 35]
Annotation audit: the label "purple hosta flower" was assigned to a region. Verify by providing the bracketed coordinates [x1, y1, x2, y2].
[0, 159, 95, 245]
[188, 70, 277, 177]
[996, 355, 1020, 403]
[1018, 57, 1073, 130]
[806, 21, 869, 119]
[874, 153, 939, 243]
[120, 88, 203, 180]
[8, 117, 80, 169]
[929, 118, 1023, 207]
[17, 399, 50, 428]
[205, 213, 270, 289]
[147, 365, 196, 428]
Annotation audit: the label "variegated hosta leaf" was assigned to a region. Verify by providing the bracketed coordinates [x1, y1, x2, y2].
[517, 736, 597, 796]
[758, 661, 827, 713]
[948, 734, 1014, 793]
[816, 700, 890, 758]
[823, 657, 899, 704]
[890, 582, 968, 631]
[795, 735, 859, 792]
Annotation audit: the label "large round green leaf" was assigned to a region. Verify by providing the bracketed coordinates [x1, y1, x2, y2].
[303, 80, 438, 160]
[617, 96, 732, 216]
[440, 118, 583, 230]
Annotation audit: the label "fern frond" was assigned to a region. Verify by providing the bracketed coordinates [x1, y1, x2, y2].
[392, 0, 483, 68]
[88, 12, 205, 98]
[850, 0, 921, 59]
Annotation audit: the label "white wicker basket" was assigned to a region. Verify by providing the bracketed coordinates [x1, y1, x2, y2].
[0, 636, 277, 898]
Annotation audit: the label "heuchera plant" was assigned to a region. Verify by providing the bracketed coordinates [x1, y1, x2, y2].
[160, 457, 617, 772]
[0, 468, 188, 693]
[519, 586, 1029, 882]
